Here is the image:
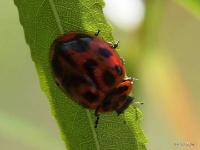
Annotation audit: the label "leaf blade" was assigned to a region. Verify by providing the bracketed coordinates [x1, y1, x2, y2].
[14, 0, 147, 149]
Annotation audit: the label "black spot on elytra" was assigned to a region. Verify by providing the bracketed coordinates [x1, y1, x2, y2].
[63, 54, 76, 66]
[63, 75, 88, 88]
[116, 86, 128, 94]
[102, 98, 112, 110]
[82, 91, 98, 102]
[98, 48, 112, 58]
[84, 59, 98, 71]
[115, 65, 123, 76]
[54, 42, 76, 67]
[73, 37, 92, 52]
[51, 57, 62, 76]
[102, 70, 115, 86]
[80, 37, 92, 44]
[55, 42, 71, 52]
[55, 36, 92, 53]
[84, 59, 99, 87]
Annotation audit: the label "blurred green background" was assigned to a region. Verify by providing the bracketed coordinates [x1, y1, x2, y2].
[0, 0, 200, 150]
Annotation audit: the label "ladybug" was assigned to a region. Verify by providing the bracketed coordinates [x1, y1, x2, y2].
[50, 30, 134, 128]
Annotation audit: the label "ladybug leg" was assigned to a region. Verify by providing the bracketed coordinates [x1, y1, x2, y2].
[120, 57, 125, 64]
[94, 107, 100, 128]
[55, 80, 60, 87]
[107, 41, 119, 49]
[113, 40, 119, 49]
[95, 29, 100, 36]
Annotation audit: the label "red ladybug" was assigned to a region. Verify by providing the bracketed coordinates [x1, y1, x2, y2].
[50, 31, 134, 127]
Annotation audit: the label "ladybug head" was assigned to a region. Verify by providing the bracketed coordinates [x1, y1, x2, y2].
[99, 78, 134, 114]
[113, 78, 134, 114]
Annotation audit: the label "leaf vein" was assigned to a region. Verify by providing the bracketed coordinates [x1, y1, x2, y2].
[48, 0, 64, 34]
[86, 110, 100, 150]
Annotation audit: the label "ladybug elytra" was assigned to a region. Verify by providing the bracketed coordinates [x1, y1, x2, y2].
[50, 31, 134, 127]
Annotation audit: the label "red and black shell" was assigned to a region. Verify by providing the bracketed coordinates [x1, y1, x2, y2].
[50, 32, 134, 114]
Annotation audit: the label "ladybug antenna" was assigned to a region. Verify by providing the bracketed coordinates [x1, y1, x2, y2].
[95, 115, 100, 128]
[95, 29, 100, 36]
[132, 77, 139, 81]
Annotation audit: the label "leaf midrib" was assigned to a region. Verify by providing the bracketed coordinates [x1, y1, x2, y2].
[48, 0, 100, 149]
[48, 0, 64, 34]
[86, 110, 100, 150]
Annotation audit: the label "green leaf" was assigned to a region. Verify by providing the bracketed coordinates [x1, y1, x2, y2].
[175, 0, 200, 18]
[14, 0, 147, 149]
